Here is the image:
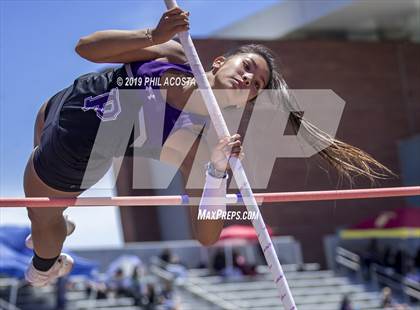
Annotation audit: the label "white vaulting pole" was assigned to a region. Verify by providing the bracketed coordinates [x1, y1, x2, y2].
[163, 1, 297, 308]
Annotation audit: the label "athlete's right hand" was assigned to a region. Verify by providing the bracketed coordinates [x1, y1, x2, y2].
[211, 134, 244, 172]
[152, 7, 190, 45]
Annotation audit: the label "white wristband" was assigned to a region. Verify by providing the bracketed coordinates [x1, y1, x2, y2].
[206, 161, 227, 179]
[198, 171, 228, 217]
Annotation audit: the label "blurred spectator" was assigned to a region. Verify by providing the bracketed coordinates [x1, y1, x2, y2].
[233, 250, 257, 276]
[211, 249, 257, 277]
[393, 249, 405, 275]
[212, 249, 226, 274]
[55, 277, 68, 310]
[161, 280, 174, 301]
[144, 283, 157, 310]
[166, 262, 187, 280]
[160, 248, 172, 263]
[160, 280, 180, 309]
[339, 294, 353, 310]
[159, 249, 187, 280]
[160, 248, 185, 266]
[382, 246, 393, 267]
[361, 239, 381, 280]
[87, 281, 108, 299]
[380, 286, 393, 308]
[415, 247, 420, 269]
[107, 267, 131, 297]
[212, 249, 242, 277]
[129, 265, 147, 306]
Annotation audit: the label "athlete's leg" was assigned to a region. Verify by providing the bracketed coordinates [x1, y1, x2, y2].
[24, 101, 82, 259]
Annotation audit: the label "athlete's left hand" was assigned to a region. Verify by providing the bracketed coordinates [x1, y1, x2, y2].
[152, 7, 190, 44]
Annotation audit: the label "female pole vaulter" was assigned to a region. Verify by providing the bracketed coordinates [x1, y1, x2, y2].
[23, 6, 393, 286]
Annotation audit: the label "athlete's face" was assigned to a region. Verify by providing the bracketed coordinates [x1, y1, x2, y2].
[211, 53, 270, 108]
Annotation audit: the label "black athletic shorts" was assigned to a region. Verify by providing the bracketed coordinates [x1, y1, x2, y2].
[33, 66, 135, 192]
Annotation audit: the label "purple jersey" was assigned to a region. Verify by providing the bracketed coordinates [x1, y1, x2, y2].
[124, 60, 208, 158]
[33, 59, 206, 192]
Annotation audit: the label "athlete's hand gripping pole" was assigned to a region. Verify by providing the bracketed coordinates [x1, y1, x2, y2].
[163, 1, 297, 309]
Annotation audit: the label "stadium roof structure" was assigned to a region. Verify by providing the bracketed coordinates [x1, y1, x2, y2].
[211, 0, 420, 42]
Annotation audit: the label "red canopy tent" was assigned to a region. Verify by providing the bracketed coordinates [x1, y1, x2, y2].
[215, 225, 274, 268]
[340, 208, 420, 239]
[219, 224, 273, 241]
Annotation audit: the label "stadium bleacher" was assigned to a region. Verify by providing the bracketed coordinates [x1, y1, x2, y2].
[1, 238, 418, 309]
[171, 263, 387, 310]
[0, 262, 389, 310]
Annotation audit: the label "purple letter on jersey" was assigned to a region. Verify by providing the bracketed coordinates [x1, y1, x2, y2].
[82, 88, 121, 121]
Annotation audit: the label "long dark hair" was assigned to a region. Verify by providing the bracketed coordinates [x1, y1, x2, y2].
[223, 44, 396, 184]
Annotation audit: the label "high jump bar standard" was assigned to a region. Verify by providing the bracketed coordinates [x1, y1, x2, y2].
[1, 186, 419, 208]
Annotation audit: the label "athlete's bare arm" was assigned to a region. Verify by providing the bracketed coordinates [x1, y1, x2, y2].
[75, 7, 188, 64]
[161, 130, 243, 246]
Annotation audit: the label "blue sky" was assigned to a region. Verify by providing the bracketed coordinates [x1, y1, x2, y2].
[0, 0, 279, 247]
